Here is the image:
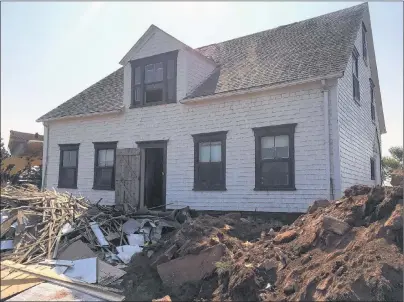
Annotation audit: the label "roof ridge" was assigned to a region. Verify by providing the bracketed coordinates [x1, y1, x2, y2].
[196, 3, 367, 51]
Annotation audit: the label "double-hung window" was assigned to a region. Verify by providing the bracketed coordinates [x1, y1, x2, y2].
[370, 78, 376, 122]
[131, 51, 178, 107]
[192, 131, 227, 191]
[253, 124, 297, 190]
[58, 144, 79, 189]
[352, 47, 360, 103]
[93, 142, 117, 190]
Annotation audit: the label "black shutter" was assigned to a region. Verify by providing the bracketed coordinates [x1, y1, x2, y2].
[166, 59, 176, 103]
[131, 64, 143, 107]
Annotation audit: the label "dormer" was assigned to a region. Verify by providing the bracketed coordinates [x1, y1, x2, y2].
[120, 25, 216, 108]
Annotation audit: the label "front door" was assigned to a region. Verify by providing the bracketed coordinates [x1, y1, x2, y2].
[144, 148, 164, 208]
[137, 141, 167, 210]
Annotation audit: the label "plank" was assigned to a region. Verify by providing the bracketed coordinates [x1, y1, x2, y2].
[1, 261, 124, 301]
[7, 282, 104, 301]
[0, 262, 59, 299]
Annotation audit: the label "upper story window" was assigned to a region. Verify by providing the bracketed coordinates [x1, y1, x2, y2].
[253, 124, 297, 191]
[370, 78, 376, 123]
[362, 23, 368, 65]
[58, 144, 79, 189]
[131, 50, 178, 108]
[352, 47, 360, 103]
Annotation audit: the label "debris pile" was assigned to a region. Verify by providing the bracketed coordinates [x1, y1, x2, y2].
[0, 184, 190, 301]
[122, 185, 404, 302]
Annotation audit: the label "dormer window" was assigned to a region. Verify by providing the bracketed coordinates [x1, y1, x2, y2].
[130, 50, 178, 108]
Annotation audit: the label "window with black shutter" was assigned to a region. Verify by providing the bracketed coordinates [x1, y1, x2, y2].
[192, 131, 227, 191]
[130, 50, 178, 107]
[93, 142, 117, 190]
[370, 158, 375, 180]
[370, 78, 376, 122]
[352, 47, 360, 103]
[253, 124, 297, 190]
[58, 144, 79, 189]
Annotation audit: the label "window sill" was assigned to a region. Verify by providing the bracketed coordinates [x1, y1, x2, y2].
[57, 185, 77, 189]
[254, 186, 296, 191]
[193, 187, 227, 192]
[129, 101, 176, 109]
[92, 186, 115, 191]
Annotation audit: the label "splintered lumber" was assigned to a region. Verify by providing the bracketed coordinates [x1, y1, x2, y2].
[1, 212, 17, 238]
[1, 260, 125, 301]
[0, 185, 91, 264]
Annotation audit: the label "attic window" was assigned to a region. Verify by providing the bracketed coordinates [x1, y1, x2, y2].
[130, 51, 178, 108]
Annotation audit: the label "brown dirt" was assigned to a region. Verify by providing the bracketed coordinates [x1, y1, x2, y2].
[123, 185, 404, 301]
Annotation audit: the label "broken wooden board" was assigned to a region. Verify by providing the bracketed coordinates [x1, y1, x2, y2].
[0, 262, 59, 300]
[58, 240, 126, 285]
[0, 212, 17, 238]
[7, 282, 104, 301]
[1, 260, 125, 301]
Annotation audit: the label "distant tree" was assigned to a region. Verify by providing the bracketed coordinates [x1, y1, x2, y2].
[382, 146, 403, 182]
[1, 137, 10, 161]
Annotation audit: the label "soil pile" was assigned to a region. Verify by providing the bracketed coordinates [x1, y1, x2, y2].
[123, 185, 404, 301]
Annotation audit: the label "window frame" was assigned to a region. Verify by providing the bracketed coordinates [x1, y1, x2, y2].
[192, 131, 227, 191]
[130, 50, 178, 108]
[370, 78, 376, 123]
[252, 124, 297, 191]
[370, 157, 375, 180]
[93, 141, 118, 191]
[352, 47, 360, 104]
[58, 144, 79, 189]
[362, 22, 368, 65]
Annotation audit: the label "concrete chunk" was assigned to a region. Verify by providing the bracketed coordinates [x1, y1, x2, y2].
[322, 215, 351, 235]
[157, 244, 225, 287]
[308, 199, 331, 214]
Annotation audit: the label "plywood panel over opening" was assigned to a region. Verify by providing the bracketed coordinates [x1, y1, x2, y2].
[115, 148, 141, 212]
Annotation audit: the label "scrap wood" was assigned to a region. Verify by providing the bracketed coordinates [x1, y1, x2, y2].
[1, 260, 125, 301]
[0, 211, 17, 238]
[0, 260, 67, 300]
[0, 185, 92, 264]
[7, 282, 104, 302]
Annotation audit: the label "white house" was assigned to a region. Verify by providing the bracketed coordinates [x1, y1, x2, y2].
[37, 3, 385, 213]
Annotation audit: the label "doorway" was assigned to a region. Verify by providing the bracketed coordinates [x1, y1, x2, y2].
[137, 141, 167, 210]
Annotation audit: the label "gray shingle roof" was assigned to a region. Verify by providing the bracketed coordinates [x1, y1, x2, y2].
[37, 68, 124, 121]
[189, 3, 366, 98]
[37, 3, 366, 121]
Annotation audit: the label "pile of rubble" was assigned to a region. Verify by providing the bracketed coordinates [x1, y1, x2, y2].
[0, 184, 190, 301]
[122, 185, 403, 301]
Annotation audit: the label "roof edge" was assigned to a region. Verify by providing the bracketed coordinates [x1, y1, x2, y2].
[181, 72, 343, 104]
[36, 107, 124, 123]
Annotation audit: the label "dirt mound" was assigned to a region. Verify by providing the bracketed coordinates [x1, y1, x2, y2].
[123, 185, 404, 301]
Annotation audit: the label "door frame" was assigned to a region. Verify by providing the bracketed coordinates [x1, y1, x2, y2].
[136, 140, 167, 210]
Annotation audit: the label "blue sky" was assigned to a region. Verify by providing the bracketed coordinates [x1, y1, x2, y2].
[1, 2, 402, 156]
